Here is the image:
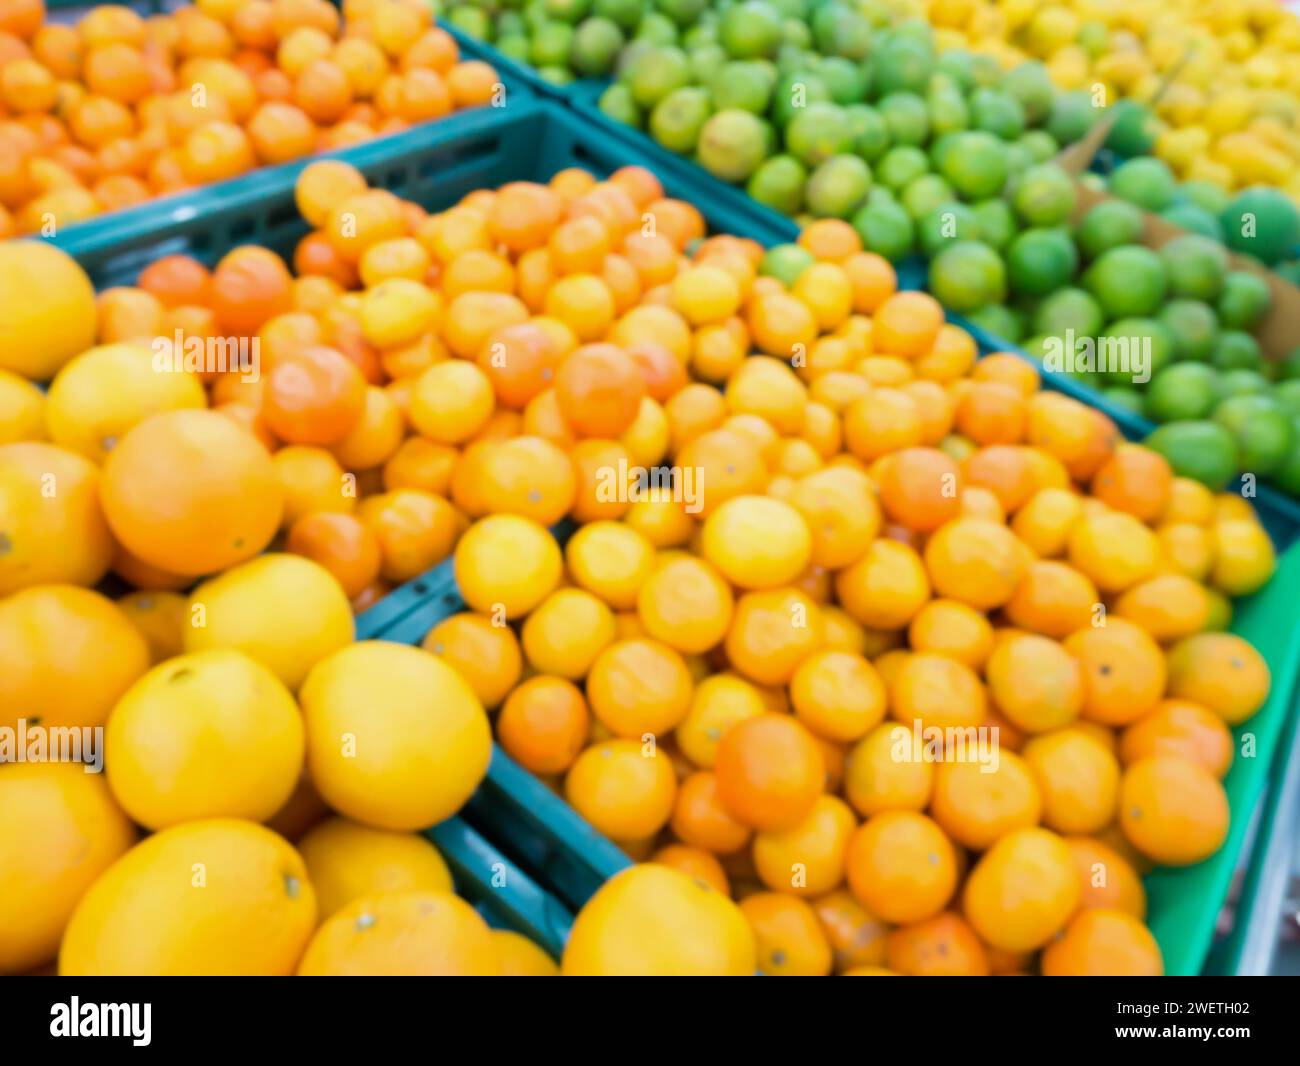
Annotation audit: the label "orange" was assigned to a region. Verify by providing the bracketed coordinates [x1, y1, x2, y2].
[740, 893, 833, 977]
[834, 538, 930, 630]
[1119, 755, 1229, 866]
[924, 516, 1027, 609]
[564, 738, 677, 842]
[420, 610, 521, 710]
[700, 495, 811, 590]
[788, 466, 882, 569]
[972, 352, 1039, 397]
[453, 513, 562, 619]
[714, 714, 825, 831]
[652, 844, 729, 896]
[961, 444, 1038, 513]
[554, 342, 645, 437]
[585, 638, 693, 739]
[724, 587, 825, 687]
[0, 240, 97, 381]
[843, 722, 934, 817]
[1041, 909, 1163, 976]
[886, 912, 991, 977]
[355, 488, 457, 583]
[1210, 519, 1276, 597]
[872, 291, 943, 357]
[561, 864, 754, 976]
[845, 810, 957, 925]
[1063, 618, 1166, 727]
[1112, 573, 1209, 642]
[488, 180, 562, 253]
[1026, 392, 1118, 481]
[137, 254, 211, 308]
[408, 360, 494, 444]
[752, 793, 856, 896]
[636, 555, 734, 655]
[931, 753, 1042, 851]
[746, 289, 817, 358]
[1004, 559, 1098, 639]
[1021, 729, 1120, 835]
[272, 446, 353, 526]
[1011, 486, 1083, 557]
[843, 388, 922, 460]
[497, 675, 589, 774]
[671, 771, 752, 854]
[673, 426, 766, 516]
[889, 651, 987, 732]
[798, 218, 861, 261]
[0, 585, 149, 733]
[907, 599, 993, 670]
[1091, 443, 1172, 524]
[985, 632, 1083, 733]
[286, 512, 382, 599]
[810, 890, 889, 973]
[1119, 699, 1233, 779]
[295, 158, 368, 228]
[383, 437, 457, 496]
[877, 447, 963, 532]
[263, 345, 367, 446]
[1064, 836, 1147, 919]
[1067, 510, 1161, 593]
[564, 520, 654, 610]
[962, 827, 1079, 952]
[914, 323, 977, 381]
[101, 410, 281, 576]
[210, 245, 293, 337]
[789, 650, 886, 743]
[1165, 632, 1269, 726]
[521, 587, 616, 680]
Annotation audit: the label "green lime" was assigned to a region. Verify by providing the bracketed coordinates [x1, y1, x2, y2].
[1105, 99, 1162, 157]
[1075, 199, 1144, 260]
[918, 201, 982, 257]
[877, 91, 930, 147]
[689, 44, 727, 80]
[784, 102, 855, 166]
[1218, 368, 1271, 398]
[1220, 185, 1300, 266]
[927, 81, 970, 138]
[1278, 347, 1300, 381]
[1180, 179, 1230, 217]
[1000, 60, 1055, 125]
[570, 16, 625, 75]
[1160, 233, 1228, 302]
[818, 56, 869, 104]
[597, 82, 642, 127]
[1011, 163, 1077, 227]
[851, 198, 915, 261]
[846, 104, 890, 162]
[1107, 157, 1177, 212]
[696, 109, 770, 183]
[636, 11, 679, 44]
[1082, 245, 1167, 318]
[1270, 423, 1300, 495]
[545, 0, 592, 23]
[937, 131, 1008, 201]
[1033, 286, 1104, 337]
[1097, 317, 1173, 384]
[1273, 380, 1300, 419]
[900, 173, 954, 220]
[760, 242, 815, 285]
[871, 34, 934, 95]
[1216, 271, 1271, 331]
[655, 0, 707, 27]
[649, 87, 712, 154]
[1006, 228, 1079, 297]
[1157, 299, 1219, 362]
[928, 240, 1007, 313]
[1144, 363, 1221, 422]
[1045, 90, 1097, 147]
[875, 145, 929, 192]
[812, 4, 874, 60]
[447, 7, 491, 38]
[971, 88, 1026, 140]
[965, 303, 1023, 344]
[770, 72, 831, 128]
[747, 154, 807, 215]
[719, 0, 784, 58]
[935, 48, 979, 93]
[531, 21, 576, 66]
[1214, 394, 1295, 475]
[1210, 330, 1263, 372]
[806, 155, 872, 218]
[970, 198, 1017, 250]
[1102, 386, 1145, 418]
[594, 0, 642, 29]
[780, 18, 811, 49]
[1160, 203, 1226, 243]
[710, 61, 774, 113]
[1018, 130, 1059, 163]
[1143, 421, 1239, 490]
[495, 34, 531, 63]
[623, 45, 691, 109]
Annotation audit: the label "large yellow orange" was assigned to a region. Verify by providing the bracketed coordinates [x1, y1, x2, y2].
[297, 891, 499, 976]
[0, 442, 114, 595]
[300, 641, 491, 830]
[295, 817, 453, 919]
[44, 343, 207, 463]
[105, 649, 305, 830]
[561, 864, 756, 976]
[183, 553, 354, 690]
[0, 241, 97, 381]
[101, 410, 283, 576]
[60, 820, 317, 976]
[0, 763, 137, 975]
[452, 513, 563, 619]
[493, 929, 559, 976]
[0, 369, 46, 443]
[0, 585, 149, 731]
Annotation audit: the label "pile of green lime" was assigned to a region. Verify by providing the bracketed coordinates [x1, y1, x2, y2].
[588, 4, 1094, 226]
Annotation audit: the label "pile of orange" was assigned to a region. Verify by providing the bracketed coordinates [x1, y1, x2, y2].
[0, 148, 1281, 975]
[0, 0, 498, 236]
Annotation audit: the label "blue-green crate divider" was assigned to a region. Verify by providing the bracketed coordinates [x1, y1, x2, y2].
[426, 816, 574, 959]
